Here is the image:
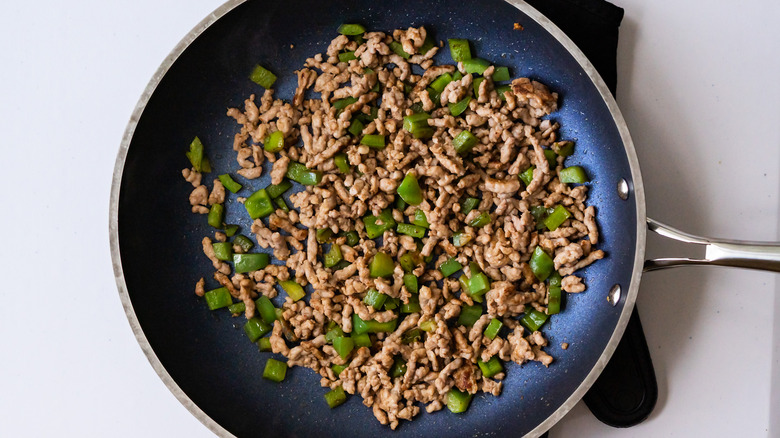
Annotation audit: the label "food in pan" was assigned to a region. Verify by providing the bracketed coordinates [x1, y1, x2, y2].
[182, 24, 603, 429]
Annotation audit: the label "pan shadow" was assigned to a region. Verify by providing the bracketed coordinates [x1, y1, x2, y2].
[613, 12, 715, 423]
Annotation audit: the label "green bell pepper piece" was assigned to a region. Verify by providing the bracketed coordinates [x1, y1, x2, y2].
[218, 174, 242, 193]
[397, 173, 423, 205]
[263, 358, 287, 382]
[369, 252, 395, 278]
[249, 64, 277, 89]
[233, 253, 270, 273]
[529, 246, 554, 281]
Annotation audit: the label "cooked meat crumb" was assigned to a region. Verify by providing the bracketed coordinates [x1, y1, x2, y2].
[187, 25, 605, 429]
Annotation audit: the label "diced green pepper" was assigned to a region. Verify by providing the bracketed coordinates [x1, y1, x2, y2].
[402, 112, 434, 139]
[400, 295, 422, 314]
[207, 204, 224, 228]
[461, 197, 480, 215]
[448, 39, 472, 62]
[419, 320, 437, 332]
[352, 314, 398, 334]
[325, 322, 345, 343]
[529, 246, 554, 281]
[351, 332, 372, 348]
[333, 336, 354, 360]
[473, 77, 485, 98]
[397, 173, 423, 205]
[452, 231, 472, 247]
[324, 386, 347, 408]
[279, 280, 305, 301]
[340, 230, 359, 246]
[483, 318, 503, 340]
[519, 166, 535, 186]
[324, 244, 343, 268]
[389, 41, 411, 59]
[477, 357, 504, 378]
[468, 211, 491, 228]
[233, 253, 270, 273]
[286, 161, 323, 186]
[439, 257, 463, 277]
[553, 141, 575, 157]
[398, 252, 421, 273]
[544, 149, 558, 168]
[412, 209, 429, 228]
[468, 272, 491, 297]
[420, 34, 436, 55]
[263, 358, 287, 382]
[543, 205, 571, 231]
[332, 364, 347, 376]
[452, 130, 479, 154]
[274, 196, 289, 212]
[397, 223, 426, 238]
[224, 224, 239, 237]
[218, 174, 242, 193]
[256, 296, 277, 324]
[548, 271, 563, 287]
[462, 58, 490, 75]
[492, 66, 511, 82]
[233, 234, 254, 252]
[227, 301, 246, 315]
[337, 23, 366, 36]
[547, 285, 562, 315]
[186, 137, 209, 173]
[369, 252, 395, 278]
[559, 166, 590, 183]
[338, 51, 357, 62]
[496, 84, 511, 101]
[401, 328, 423, 344]
[384, 297, 399, 311]
[458, 304, 483, 327]
[390, 356, 408, 377]
[395, 196, 407, 211]
[446, 388, 473, 414]
[264, 130, 285, 152]
[448, 96, 471, 117]
[522, 308, 549, 332]
[204, 287, 232, 310]
[245, 189, 274, 219]
[403, 274, 419, 294]
[362, 210, 396, 239]
[429, 73, 453, 93]
[333, 154, 351, 176]
[347, 118, 365, 137]
[249, 64, 277, 89]
[316, 228, 333, 244]
[244, 317, 272, 342]
[266, 180, 292, 199]
[360, 134, 386, 149]
[257, 337, 272, 352]
[363, 288, 387, 310]
[212, 242, 233, 261]
[333, 97, 358, 110]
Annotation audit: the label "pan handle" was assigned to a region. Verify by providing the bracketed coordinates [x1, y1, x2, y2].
[644, 218, 780, 272]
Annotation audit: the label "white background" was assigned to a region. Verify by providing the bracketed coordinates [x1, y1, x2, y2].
[1, 0, 778, 437]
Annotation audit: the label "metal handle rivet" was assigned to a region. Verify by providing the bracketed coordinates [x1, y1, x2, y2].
[607, 284, 621, 306]
[617, 179, 629, 200]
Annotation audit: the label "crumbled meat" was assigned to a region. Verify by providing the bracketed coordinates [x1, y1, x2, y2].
[183, 26, 604, 430]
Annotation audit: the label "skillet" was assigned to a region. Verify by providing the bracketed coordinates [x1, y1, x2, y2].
[109, 0, 780, 436]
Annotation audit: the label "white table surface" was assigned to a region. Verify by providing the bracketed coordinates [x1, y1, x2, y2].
[1, 0, 777, 436]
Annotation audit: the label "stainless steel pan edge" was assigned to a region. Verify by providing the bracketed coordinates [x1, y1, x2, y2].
[108, 1, 648, 437]
[109, 1, 246, 437]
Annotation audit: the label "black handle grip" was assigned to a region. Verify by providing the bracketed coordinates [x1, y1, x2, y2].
[582, 308, 658, 427]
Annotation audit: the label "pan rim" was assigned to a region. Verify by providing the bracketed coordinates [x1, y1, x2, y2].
[108, 1, 647, 437]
